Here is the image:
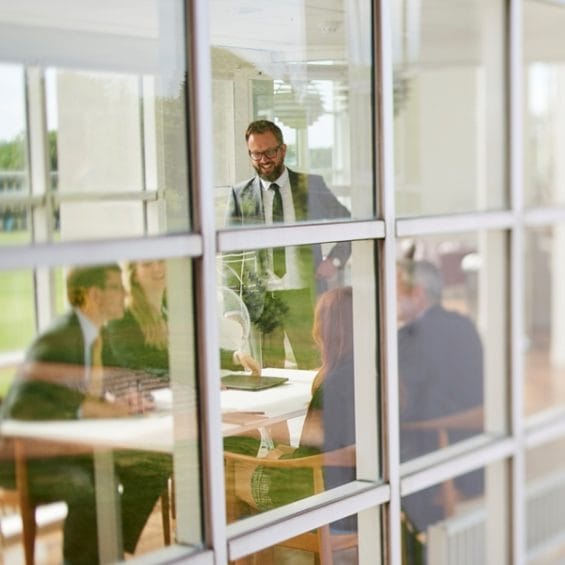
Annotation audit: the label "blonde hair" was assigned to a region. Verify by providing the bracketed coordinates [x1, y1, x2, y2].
[126, 262, 168, 350]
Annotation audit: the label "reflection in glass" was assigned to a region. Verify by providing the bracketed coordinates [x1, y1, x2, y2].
[234, 511, 360, 564]
[524, 1, 565, 207]
[526, 439, 565, 564]
[397, 233, 507, 462]
[402, 468, 494, 564]
[49, 66, 190, 240]
[0, 270, 35, 355]
[0, 64, 30, 246]
[397, 258, 484, 463]
[0, 2, 191, 243]
[222, 239, 351, 371]
[225, 120, 353, 238]
[0, 63, 27, 194]
[393, 0, 506, 215]
[0, 204, 31, 244]
[223, 284, 357, 524]
[0, 258, 199, 560]
[220, 239, 377, 525]
[211, 0, 374, 223]
[524, 227, 565, 418]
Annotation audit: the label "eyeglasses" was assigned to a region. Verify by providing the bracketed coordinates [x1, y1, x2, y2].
[248, 145, 282, 161]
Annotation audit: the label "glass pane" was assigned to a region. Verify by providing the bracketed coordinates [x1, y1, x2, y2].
[0, 269, 35, 356]
[526, 439, 565, 564]
[211, 0, 375, 225]
[0, 204, 31, 244]
[0, 2, 191, 243]
[0, 258, 201, 561]
[524, 226, 565, 418]
[402, 462, 509, 564]
[231, 511, 365, 565]
[0, 63, 31, 245]
[524, 1, 565, 208]
[221, 240, 379, 522]
[0, 63, 27, 194]
[397, 232, 507, 463]
[393, 0, 507, 216]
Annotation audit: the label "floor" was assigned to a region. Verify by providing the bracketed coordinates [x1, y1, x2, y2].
[1, 498, 168, 565]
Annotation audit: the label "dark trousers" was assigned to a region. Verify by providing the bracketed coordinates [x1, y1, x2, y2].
[1, 451, 171, 565]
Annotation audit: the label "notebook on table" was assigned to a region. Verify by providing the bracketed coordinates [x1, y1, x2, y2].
[221, 374, 289, 391]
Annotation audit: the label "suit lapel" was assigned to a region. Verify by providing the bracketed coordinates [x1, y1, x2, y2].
[240, 177, 265, 223]
[288, 169, 308, 221]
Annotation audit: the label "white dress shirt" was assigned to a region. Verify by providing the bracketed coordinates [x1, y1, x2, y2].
[75, 308, 99, 386]
[260, 169, 307, 291]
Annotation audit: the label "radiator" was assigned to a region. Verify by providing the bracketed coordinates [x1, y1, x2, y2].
[526, 470, 565, 563]
[427, 507, 486, 565]
[425, 470, 565, 565]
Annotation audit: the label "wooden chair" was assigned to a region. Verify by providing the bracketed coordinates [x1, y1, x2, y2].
[160, 477, 176, 545]
[402, 405, 484, 516]
[0, 438, 37, 565]
[224, 444, 357, 565]
[2, 434, 175, 559]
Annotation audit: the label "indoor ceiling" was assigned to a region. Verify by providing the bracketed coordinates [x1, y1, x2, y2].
[0, 0, 564, 73]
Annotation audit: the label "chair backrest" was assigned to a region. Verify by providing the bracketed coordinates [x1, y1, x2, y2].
[224, 444, 357, 564]
[401, 404, 484, 516]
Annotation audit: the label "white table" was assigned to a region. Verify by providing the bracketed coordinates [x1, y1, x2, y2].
[0, 368, 315, 563]
[1, 368, 314, 451]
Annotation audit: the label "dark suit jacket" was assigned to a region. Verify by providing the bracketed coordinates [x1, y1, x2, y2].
[398, 304, 484, 460]
[0, 311, 171, 560]
[226, 169, 351, 295]
[398, 304, 484, 532]
[1, 311, 90, 421]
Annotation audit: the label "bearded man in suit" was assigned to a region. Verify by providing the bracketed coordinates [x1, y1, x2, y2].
[225, 120, 351, 369]
[0, 264, 170, 564]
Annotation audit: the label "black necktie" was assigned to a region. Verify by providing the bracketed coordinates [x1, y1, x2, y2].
[270, 183, 286, 277]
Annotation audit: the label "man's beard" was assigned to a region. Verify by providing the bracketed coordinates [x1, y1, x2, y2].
[253, 161, 285, 183]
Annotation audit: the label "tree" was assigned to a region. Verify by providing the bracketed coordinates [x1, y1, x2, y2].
[0, 130, 58, 172]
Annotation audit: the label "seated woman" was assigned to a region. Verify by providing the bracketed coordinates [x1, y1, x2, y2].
[225, 286, 356, 526]
[105, 260, 169, 386]
[105, 260, 259, 394]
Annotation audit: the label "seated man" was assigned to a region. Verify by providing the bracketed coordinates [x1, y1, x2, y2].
[0, 264, 170, 564]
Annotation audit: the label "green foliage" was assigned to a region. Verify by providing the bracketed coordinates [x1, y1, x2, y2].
[0, 130, 58, 171]
[225, 261, 288, 335]
[47, 130, 58, 171]
[240, 269, 266, 322]
[255, 291, 289, 335]
[0, 133, 26, 170]
[0, 267, 35, 352]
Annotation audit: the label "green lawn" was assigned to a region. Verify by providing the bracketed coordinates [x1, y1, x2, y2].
[0, 231, 68, 395]
[0, 230, 67, 354]
[0, 366, 17, 398]
[0, 268, 35, 351]
[0, 230, 32, 245]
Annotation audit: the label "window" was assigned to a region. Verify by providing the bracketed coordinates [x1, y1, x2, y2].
[2, 1, 565, 564]
[393, 0, 507, 216]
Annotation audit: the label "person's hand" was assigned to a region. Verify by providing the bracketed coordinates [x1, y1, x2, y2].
[120, 388, 155, 415]
[316, 256, 338, 280]
[233, 350, 261, 375]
